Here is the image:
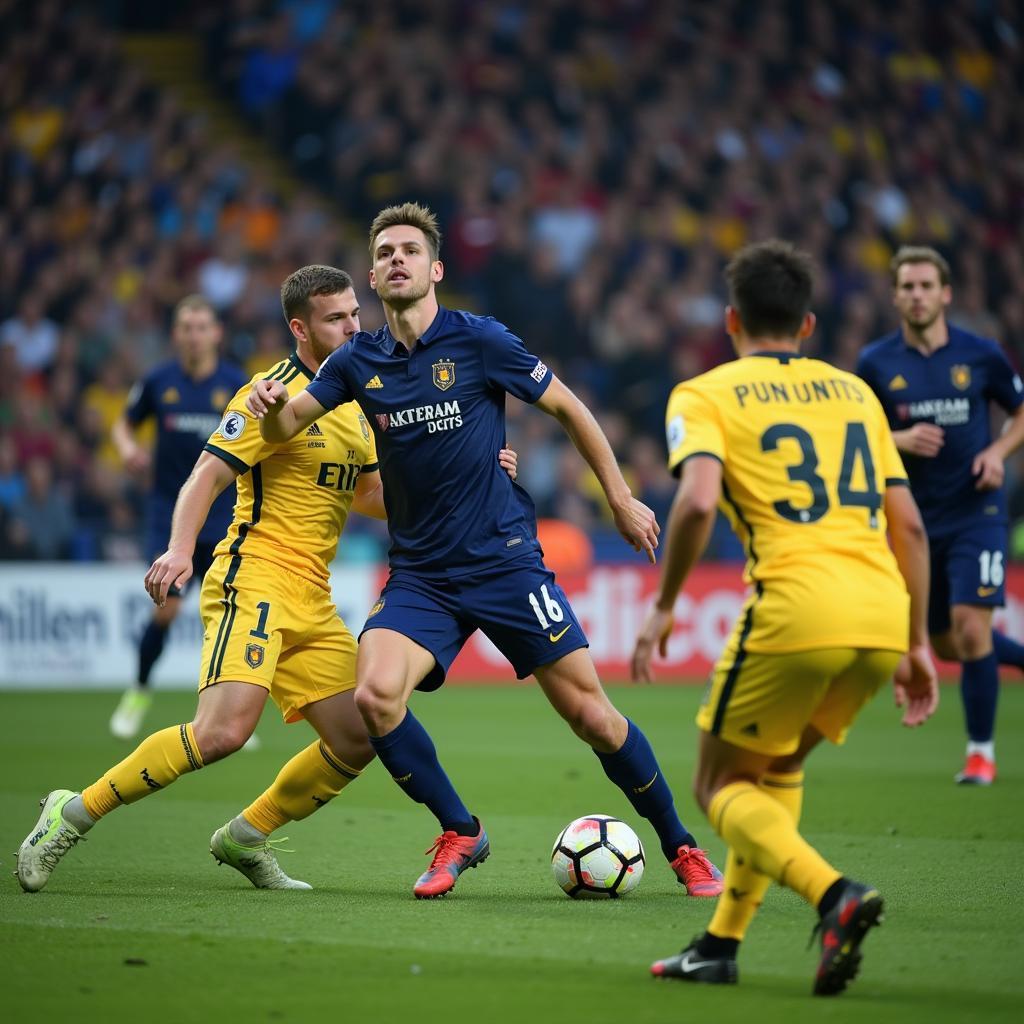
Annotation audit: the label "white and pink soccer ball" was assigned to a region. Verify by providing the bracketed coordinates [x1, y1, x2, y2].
[551, 814, 645, 899]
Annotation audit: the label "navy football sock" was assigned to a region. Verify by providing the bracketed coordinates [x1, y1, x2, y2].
[960, 651, 999, 743]
[369, 710, 473, 831]
[991, 630, 1024, 670]
[137, 619, 169, 687]
[593, 719, 695, 861]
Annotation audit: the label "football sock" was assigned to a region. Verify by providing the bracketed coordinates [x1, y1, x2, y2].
[242, 740, 362, 835]
[62, 795, 96, 834]
[967, 739, 995, 760]
[696, 933, 740, 960]
[593, 719, 694, 861]
[960, 651, 999, 743]
[707, 769, 804, 942]
[80, 723, 203, 820]
[991, 630, 1024, 669]
[229, 814, 268, 844]
[817, 876, 850, 919]
[707, 780, 840, 908]
[368, 710, 473, 831]
[137, 619, 169, 687]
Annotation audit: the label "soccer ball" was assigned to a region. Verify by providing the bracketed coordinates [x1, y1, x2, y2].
[551, 814, 645, 899]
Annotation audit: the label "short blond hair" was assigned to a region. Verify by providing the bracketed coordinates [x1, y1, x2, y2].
[369, 202, 442, 261]
[172, 294, 217, 323]
[890, 245, 951, 287]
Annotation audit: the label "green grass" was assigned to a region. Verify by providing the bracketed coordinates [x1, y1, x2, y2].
[1, 684, 1022, 1024]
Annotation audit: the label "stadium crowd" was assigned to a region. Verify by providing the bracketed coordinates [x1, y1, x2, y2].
[2, 0, 1023, 561]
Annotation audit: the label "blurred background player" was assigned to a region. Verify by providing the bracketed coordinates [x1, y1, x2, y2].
[633, 240, 937, 996]
[109, 295, 248, 739]
[857, 246, 1024, 785]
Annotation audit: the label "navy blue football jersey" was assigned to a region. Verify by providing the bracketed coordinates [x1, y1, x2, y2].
[857, 325, 1024, 537]
[306, 307, 553, 575]
[126, 359, 248, 544]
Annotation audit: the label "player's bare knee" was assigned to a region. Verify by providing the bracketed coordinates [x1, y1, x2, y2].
[353, 680, 402, 732]
[951, 611, 992, 660]
[191, 719, 250, 763]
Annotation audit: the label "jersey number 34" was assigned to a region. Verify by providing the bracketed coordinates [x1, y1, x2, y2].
[761, 421, 880, 528]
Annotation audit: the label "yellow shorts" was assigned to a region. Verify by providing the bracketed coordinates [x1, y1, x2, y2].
[696, 639, 902, 756]
[199, 554, 357, 723]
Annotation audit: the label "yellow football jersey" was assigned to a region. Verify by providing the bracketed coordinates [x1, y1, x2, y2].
[666, 352, 910, 653]
[205, 354, 377, 589]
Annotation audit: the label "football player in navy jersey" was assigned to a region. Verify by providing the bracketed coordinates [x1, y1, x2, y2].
[247, 202, 722, 901]
[857, 246, 1024, 785]
[110, 296, 248, 739]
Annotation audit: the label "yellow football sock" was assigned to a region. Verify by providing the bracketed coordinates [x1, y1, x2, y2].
[242, 740, 361, 835]
[708, 770, 804, 940]
[81, 724, 203, 820]
[708, 778, 839, 909]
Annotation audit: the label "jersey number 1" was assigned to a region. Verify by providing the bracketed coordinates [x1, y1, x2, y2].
[761, 421, 881, 527]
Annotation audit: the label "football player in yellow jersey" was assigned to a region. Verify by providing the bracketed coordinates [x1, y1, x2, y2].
[632, 241, 939, 996]
[15, 264, 518, 894]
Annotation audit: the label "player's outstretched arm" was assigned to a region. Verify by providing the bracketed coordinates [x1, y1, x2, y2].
[632, 456, 721, 683]
[144, 452, 238, 607]
[246, 380, 326, 442]
[884, 484, 939, 726]
[534, 376, 659, 562]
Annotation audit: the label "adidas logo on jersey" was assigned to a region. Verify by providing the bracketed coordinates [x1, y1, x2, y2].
[306, 423, 324, 436]
[365, 375, 383, 389]
[888, 374, 908, 391]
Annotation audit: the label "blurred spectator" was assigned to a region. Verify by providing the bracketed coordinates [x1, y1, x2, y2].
[9, 457, 75, 559]
[1, 297, 60, 373]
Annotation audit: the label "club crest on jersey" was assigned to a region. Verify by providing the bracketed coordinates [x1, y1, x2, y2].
[162, 387, 180, 404]
[358, 413, 370, 441]
[951, 365, 971, 390]
[432, 359, 456, 391]
[245, 643, 265, 669]
[211, 388, 230, 411]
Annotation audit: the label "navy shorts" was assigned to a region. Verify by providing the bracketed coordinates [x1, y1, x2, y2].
[927, 522, 1007, 635]
[361, 557, 589, 691]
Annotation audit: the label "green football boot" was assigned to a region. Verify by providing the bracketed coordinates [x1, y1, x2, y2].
[16, 790, 86, 892]
[209, 824, 312, 890]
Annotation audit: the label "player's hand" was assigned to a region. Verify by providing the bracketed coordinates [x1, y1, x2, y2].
[893, 643, 939, 727]
[246, 379, 288, 418]
[631, 605, 674, 683]
[611, 496, 660, 563]
[498, 447, 518, 481]
[972, 446, 1004, 490]
[144, 548, 193, 607]
[121, 442, 151, 474]
[897, 423, 944, 457]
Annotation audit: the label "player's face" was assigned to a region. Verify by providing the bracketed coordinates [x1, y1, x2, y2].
[893, 262, 951, 330]
[173, 308, 221, 365]
[369, 225, 442, 308]
[301, 289, 361, 363]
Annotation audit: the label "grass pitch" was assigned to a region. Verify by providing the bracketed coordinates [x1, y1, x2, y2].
[1, 683, 1021, 1023]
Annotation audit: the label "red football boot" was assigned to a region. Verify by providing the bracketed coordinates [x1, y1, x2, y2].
[413, 817, 490, 898]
